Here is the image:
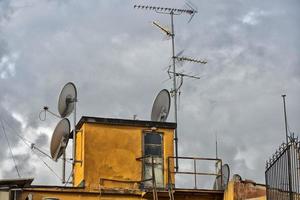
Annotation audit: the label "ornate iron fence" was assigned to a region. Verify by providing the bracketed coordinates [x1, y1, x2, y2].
[265, 136, 300, 200]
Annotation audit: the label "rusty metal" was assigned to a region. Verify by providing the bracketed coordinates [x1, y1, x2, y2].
[265, 135, 300, 199]
[136, 156, 158, 200]
[151, 157, 158, 200]
[167, 157, 175, 200]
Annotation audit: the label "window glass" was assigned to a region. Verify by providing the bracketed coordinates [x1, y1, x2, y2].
[145, 145, 162, 156]
[145, 133, 162, 144]
[144, 133, 162, 156]
[143, 132, 164, 188]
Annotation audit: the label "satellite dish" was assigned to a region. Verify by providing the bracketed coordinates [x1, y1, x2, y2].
[50, 118, 70, 161]
[151, 89, 171, 122]
[58, 82, 77, 118]
[232, 174, 242, 182]
[213, 164, 230, 190]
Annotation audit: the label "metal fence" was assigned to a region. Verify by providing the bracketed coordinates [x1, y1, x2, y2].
[167, 156, 222, 189]
[265, 136, 300, 200]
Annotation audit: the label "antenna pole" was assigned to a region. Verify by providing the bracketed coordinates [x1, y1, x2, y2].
[282, 94, 293, 200]
[72, 100, 77, 185]
[170, 11, 179, 172]
[134, 3, 200, 173]
[215, 133, 218, 159]
[62, 149, 66, 184]
[282, 95, 289, 144]
[215, 133, 218, 175]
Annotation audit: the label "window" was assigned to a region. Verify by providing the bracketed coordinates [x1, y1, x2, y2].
[143, 132, 164, 188]
[144, 133, 162, 156]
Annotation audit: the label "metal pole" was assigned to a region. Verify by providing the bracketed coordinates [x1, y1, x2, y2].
[151, 157, 158, 200]
[62, 149, 66, 184]
[194, 159, 197, 189]
[265, 167, 269, 200]
[170, 11, 179, 172]
[72, 100, 77, 185]
[215, 134, 218, 174]
[282, 94, 293, 200]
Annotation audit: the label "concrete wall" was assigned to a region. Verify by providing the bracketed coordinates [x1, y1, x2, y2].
[0, 191, 9, 200]
[224, 179, 266, 200]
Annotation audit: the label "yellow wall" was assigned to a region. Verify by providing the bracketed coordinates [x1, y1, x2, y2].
[20, 189, 143, 200]
[74, 122, 175, 191]
[74, 124, 85, 186]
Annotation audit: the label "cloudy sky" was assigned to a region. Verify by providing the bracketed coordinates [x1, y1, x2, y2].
[0, 0, 299, 187]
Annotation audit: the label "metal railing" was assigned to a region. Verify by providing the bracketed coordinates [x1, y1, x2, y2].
[136, 155, 159, 200]
[167, 156, 222, 189]
[99, 155, 223, 200]
[265, 136, 300, 200]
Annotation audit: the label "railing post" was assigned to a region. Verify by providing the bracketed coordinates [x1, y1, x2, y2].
[151, 156, 158, 200]
[220, 160, 223, 190]
[194, 159, 197, 189]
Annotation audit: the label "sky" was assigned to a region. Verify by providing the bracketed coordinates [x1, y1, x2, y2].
[0, 0, 299, 187]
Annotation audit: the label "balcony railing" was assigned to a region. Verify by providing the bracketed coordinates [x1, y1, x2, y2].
[167, 156, 222, 190]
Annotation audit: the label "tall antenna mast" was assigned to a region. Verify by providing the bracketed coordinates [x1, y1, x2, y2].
[134, 3, 206, 171]
[281, 94, 293, 200]
[215, 133, 218, 159]
[215, 132, 220, 176]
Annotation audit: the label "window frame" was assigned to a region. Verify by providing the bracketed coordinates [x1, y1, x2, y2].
[141, 130, 164, 189]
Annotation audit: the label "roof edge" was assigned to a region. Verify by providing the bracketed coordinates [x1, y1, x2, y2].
[76, 116, 177, 130]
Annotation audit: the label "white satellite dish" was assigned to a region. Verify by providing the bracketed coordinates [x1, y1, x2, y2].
[50, 118, 70, 161]
[58, 82, 77, 118]
[213, 164, 230, 190]
[151, 89, 171, 122]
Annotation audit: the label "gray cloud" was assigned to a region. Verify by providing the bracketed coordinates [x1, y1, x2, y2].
[2, 154, 35, 178]
[34, 133, 48, 147]
[0, 0, 13, 23]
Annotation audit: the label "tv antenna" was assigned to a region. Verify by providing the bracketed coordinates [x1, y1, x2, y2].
[134, 2, 207, 171]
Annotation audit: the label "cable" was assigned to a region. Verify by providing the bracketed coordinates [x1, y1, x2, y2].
[0, 117, 72, 181]
[29, 147, 62, 182]
[64, 170, 73, 186]
[1, 117, 72, 164]
[39, 106, 61, 121]
[0, 119, 21, 178]
[30, 144, 53, 160]
[11, 130, 62, 182]
[39, 109, 46, 121]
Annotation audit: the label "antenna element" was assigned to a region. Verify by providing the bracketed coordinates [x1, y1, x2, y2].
[134, 2, 205, 172]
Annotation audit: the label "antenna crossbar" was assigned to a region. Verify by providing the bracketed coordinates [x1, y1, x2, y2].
[175, 56, 207, 64]
[152, 21, 172, 36]
[134, 4, 197, 15]
[168, 71, 200, 79]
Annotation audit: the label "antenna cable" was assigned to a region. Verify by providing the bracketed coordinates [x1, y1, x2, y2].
[0, 119, 21, 178]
